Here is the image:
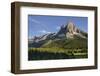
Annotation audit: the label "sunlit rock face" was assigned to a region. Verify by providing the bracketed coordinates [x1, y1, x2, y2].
[66, 22, 80, 38]
[67, 22, 80, 33]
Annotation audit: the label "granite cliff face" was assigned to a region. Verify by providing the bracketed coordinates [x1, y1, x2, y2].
[66, 22, 80, 38]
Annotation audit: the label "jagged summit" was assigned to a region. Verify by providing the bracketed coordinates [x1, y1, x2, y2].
[57, 21, 86, 39]
[66, 22, 80, 38]
[29, 21, 87, 45]
[66, 22, 80, 33]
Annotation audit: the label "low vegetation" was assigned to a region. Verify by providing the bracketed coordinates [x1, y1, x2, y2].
[28, 48, 88, 60]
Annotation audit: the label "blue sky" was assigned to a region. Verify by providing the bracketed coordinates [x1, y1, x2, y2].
[28, 15, 88, 38]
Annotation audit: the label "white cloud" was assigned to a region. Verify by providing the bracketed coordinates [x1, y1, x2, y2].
[56, 26, 61, 30]
[31, 19, 41, 24]
[39, 30, 51, 34]
[29, 18, 49, 30]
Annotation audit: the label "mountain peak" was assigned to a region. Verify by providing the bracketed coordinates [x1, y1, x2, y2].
[66, 22, 79, 38]
[29, 21, 87, 45]
[67, 22, 75, 31]
[65, 21, 78, 33]
[57, 21, 87, 39]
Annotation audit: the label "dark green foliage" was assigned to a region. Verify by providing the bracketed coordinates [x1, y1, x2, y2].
[28, 51, 71, 60]
[28, 48, 88, 60]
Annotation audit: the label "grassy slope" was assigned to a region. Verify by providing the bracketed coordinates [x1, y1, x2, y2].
[42, 37, 87, 49]
[28, 37, 88, 60]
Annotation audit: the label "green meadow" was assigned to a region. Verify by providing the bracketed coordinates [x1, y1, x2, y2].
[28, 48, 87, 60]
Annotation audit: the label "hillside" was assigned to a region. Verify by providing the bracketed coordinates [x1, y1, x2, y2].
[41, 37, 87, 49]
[29, 22, 87, 49]
[28, 21, 88, 60]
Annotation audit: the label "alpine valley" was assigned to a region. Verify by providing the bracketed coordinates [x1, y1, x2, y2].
[28, 22, 88, 60]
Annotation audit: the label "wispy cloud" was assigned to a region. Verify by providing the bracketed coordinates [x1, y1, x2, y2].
[29, 18, 49, 31]
[56, 26, 61, 30]
[39, 30, 51, 34]
[31, 19, 41, 24]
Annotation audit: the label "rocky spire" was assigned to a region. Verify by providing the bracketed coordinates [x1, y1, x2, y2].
[67, 22, 75, 34]
[66, 22, 80, 38]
